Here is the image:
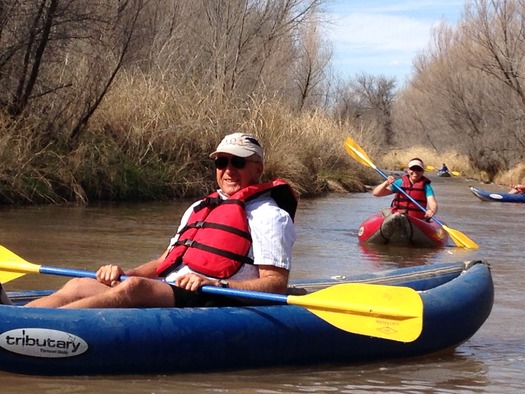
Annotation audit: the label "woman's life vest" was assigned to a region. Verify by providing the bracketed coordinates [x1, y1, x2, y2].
[156, 179, 297, 279]
[391, 174, 430, 219]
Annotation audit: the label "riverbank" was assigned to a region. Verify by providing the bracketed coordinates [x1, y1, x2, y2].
[1, 109, 520, 206]
[0, 97, 382, 205]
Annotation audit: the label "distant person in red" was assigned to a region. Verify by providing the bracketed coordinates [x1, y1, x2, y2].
[373, 158, 438, 220]
[509, 184, 525, 194]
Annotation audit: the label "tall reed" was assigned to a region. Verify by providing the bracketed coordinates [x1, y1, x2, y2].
[0, 72, 371, 204]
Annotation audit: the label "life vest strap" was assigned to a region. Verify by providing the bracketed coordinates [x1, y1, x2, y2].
[183, 221, 252, 241]
[194, 197, 244, 212]
[175, 239, 254, 265]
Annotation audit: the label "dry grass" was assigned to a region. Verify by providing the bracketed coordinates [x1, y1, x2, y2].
[89, 73, 373, 198]
[0, 122, 79, 204]
[1, 71, 371, 204]
[494, 163, 525, 187]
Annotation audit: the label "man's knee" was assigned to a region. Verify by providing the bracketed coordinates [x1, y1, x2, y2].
[61, 277, 97, 291]
[114, 276, 152, 300]
[117, 276, 145, 291]
[116, 277, 174, 307]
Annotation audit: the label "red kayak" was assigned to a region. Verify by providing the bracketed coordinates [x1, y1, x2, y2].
[358, 211, 449, 248]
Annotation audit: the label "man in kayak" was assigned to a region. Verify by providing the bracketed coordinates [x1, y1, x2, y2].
[438, 163, 451, 176]
[372, 158, 438, 220]
[20, 133, 297, 308]
[439, 163, 449, 173]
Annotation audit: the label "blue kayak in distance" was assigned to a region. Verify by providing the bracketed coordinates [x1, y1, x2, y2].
[470, 186, 525, 203]
[0, 261, 493, 375]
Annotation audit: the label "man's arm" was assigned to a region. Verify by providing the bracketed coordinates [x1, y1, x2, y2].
[373, 175, 395, 196]
[174, 265, 289, 294]
[425, 195, 438, 218]
[225, 265, 289, 294]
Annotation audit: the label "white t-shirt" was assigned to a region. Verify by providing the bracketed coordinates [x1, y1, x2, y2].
[165, 190, 296, 283]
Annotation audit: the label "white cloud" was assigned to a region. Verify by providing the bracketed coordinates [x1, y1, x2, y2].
[324, 0, 465, 82]
[330, 13, 432, 52]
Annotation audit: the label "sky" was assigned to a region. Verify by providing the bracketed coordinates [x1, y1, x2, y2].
[324, 0, 467, 85]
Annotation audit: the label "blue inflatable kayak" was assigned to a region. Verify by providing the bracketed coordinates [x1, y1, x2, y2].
[470, 186, 525, 203]
[0, 261, 493, 375]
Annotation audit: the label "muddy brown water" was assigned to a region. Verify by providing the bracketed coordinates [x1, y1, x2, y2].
[1, 176, 523, 393]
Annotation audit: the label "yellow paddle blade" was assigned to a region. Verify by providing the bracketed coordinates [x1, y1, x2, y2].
[426, 165, 435, 171]
[442, 225, 479, 250]
[344, 137, 376, 169]
[0, 270, 26, 283]
[451, 171, 461, 176]
[288, 283, 423, 342]
[0, 245, 42, 283]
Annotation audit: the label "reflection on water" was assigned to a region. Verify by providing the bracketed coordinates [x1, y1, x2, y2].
[357, 242, 445, 269]
[1, 177, 524, 392]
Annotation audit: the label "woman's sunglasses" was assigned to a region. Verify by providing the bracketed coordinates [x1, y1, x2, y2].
[214, 156, 257, 170]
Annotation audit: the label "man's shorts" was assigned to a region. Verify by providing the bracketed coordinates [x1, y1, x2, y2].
[170, 285, 245, 307]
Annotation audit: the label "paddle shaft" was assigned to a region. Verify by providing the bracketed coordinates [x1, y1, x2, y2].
[39, 265, 284, 302]
[1, 257, 261, 300]
[0, 245, 398, 307]
[20, 264, 409, 312]
[11, 264, 417, 316]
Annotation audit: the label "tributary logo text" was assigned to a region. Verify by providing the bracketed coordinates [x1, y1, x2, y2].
[0, 328, 88, 358]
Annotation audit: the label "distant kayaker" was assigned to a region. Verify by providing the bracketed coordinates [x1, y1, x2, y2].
[12, 133, 297, 308]
[372, 158, 439, 220]
[439, 163, 449, 173]
[509, 184, 525, 194]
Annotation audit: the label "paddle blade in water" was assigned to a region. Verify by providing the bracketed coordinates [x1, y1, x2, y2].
[443, 225, 479, 249]
[288, 283, 423, 342]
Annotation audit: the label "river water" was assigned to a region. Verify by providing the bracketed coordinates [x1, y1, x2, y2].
[0, 175, 523, 393]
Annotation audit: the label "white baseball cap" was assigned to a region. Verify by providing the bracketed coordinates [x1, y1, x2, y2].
[408, 159, 425, 170]
[209, 133, 264, 159]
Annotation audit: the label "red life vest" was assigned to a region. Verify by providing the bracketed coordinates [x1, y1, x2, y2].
[156, 179, 297, 279]
[391, 174, 430, 219]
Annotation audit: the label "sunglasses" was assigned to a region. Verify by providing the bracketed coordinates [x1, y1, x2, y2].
[409, 166, 424, 172]
[214, 156, 258, 170]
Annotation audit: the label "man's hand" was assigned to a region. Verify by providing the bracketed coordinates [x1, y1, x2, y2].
[175, 273, 217, 292]
[96, 264, 126, 287]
